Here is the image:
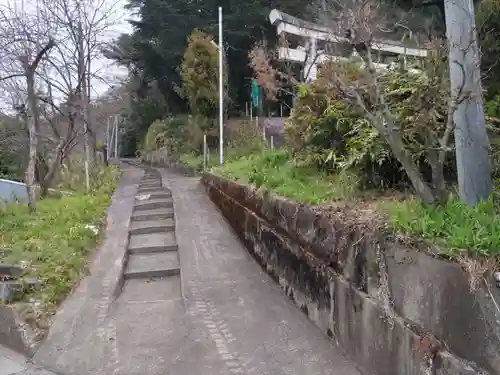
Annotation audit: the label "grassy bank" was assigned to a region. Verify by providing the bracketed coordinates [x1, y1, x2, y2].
[212, 150, 361, 204]
[385, 195, 500, 257]
[210, 150, 500, 258]
[0, 165, 120, 314]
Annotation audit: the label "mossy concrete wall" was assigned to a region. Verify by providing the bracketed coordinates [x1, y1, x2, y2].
[202, 172, 499, 375]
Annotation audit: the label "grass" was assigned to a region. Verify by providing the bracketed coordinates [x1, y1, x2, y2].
[179, 153, 216, 172]
[212, 149, 361, 205]
[0, 165, 120, 314]
[384, 193, 500, 257]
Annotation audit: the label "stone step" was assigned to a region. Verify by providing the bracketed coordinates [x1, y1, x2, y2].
[141, 177, 161, 182]
[137, 187, 165, 194]
[124, 252, 180, 280]
[130, 208, 174, 222]
[133, 198, 173, 212]
[142, 191, 172, 200]
[0, 264, 22, 278]
[0, 278, 40, 302]
[128, 232, 178, 253]
[129, 219, 175, 235]
[140, 180, 160, 185]
[139, 183, 162, 189]
[135, 191, 171, 201]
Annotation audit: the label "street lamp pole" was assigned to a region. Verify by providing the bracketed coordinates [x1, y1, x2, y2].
[218, 6, 224, 166]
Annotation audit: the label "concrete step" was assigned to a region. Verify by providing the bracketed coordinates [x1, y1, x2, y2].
[129, 219, 175, 235]
[139, 183, 162, 190]
[118, 275, 181, 302]
[135, 191, 172, 201]
[137, 191, 172, 200]
[137, 187, 166, 194]
[133, 198, 173, 212]
[128, 232, 178, 253]
[130, 208, 174, 222]
[124, 252, 180, 280]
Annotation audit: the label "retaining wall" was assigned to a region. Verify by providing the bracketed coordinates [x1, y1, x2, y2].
[202, 172, 500, 375]
[0, 178, 29, 203]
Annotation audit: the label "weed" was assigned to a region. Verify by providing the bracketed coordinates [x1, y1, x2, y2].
[0, 165, 120, 315]
[212, 150, 362, 205]
[179, 152, 219, 172]
[384, 194, 500, 257]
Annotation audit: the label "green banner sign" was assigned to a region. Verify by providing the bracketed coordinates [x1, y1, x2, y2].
[251, 79, 260, 109]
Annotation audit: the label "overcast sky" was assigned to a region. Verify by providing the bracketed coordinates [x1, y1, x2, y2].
[0, 0, 136, 105]
[90, 0, 135, 97]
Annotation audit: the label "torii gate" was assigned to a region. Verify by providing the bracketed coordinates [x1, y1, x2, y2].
[268, 9, 428, 82]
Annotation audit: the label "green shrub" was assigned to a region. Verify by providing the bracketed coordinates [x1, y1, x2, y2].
[285, 59, 454, 190]
[141, 115, 217, 160]
[143, 119, 169, 152]
[225, 118, 265, 157]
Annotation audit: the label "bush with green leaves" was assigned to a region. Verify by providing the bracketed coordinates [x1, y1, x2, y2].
[285, 57, 455, 191]
[175, 29, 228, 118]
[141, 114, 218, 161]
[225, 118, 265, 157]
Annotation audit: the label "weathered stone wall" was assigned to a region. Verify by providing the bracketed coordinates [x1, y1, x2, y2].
[202, 172, 499, 375]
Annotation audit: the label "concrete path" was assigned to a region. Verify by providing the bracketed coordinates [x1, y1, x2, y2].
[0, 344, 55, 375]
[161, 171, 361, 375]
[31, 164, 361, 375]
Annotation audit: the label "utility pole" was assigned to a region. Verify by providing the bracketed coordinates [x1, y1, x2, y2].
[218, 6, 224, 166]
[444, 0, 492, 205]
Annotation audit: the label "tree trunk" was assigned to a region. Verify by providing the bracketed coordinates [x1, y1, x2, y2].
[25, 71, 39, 212]
[429, 150, 446, 202]
[78, 23, 90, 192]
[387, 134, 439, 205]
[41, 142, 64, 198]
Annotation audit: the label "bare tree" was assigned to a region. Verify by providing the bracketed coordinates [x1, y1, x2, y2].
[0, 0, 120, 207]
[38, 0, 121, 190]
[0, 0, 55, 211]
